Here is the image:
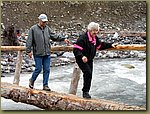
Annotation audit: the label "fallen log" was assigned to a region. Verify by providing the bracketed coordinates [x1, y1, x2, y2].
[0, 44, 146, 52]
[1, 82, 146, 110]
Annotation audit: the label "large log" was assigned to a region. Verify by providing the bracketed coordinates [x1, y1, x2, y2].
[1, 82, 146, 110]
[0, 44, 146, 52]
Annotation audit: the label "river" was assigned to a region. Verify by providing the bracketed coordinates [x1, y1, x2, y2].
[1, 58, 146, 110]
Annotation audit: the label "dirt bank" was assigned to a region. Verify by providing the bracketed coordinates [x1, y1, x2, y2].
[1, 1, 146, 33]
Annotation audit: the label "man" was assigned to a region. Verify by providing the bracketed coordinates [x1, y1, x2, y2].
[73, 22, 117, 99]
[26, 14, 69, 91]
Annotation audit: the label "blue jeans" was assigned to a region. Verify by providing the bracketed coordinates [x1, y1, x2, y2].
[31, 55, 50, 86]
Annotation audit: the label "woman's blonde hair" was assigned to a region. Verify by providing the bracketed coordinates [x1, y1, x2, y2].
[87, 22, 100, 31]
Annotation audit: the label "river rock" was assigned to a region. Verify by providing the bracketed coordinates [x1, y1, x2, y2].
[62, 52, 74, 58]
[121, 64, 135, 69]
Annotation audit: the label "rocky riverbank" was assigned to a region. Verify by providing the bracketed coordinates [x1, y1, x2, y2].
[1, 33, 146, 75]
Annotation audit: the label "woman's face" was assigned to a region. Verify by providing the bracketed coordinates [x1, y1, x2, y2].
[90, 29, 99, 37]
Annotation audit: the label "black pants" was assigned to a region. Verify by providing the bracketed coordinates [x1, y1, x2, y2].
[76, 59, 93, 92]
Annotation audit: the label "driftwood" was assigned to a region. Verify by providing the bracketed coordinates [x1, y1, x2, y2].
[1, 82, 146, 110]
[0, 44, 146, 52]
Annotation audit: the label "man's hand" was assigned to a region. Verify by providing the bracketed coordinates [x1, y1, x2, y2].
[19, 42, 23, 46]
[112, 43, 118, 48]
[82, 56, 88, 63]
[64, 38, 70, 44]
[28, 52, 33, 58]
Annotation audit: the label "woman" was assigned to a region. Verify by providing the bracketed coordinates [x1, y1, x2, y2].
[73, 22, 117, 99]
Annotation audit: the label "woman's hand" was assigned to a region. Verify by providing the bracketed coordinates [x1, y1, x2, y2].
[82, 56, 88, 63]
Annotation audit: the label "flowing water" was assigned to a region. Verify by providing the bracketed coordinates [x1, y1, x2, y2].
[1, 58, 146, 110]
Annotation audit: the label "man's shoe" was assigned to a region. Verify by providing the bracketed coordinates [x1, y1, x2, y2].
[43, 86, 51, 91]
[29, 79, 34, 89]
[83, 92, 91, 99]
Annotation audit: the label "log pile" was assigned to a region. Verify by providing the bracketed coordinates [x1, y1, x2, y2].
[1, 82, 146, 110]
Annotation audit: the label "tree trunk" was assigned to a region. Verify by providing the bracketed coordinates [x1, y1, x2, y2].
[1, 82, 146, 110]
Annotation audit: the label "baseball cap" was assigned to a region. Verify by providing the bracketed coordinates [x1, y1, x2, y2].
[38, 14, 48, 22]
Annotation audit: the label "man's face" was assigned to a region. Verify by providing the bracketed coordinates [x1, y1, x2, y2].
[39, 20, 47, 27]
